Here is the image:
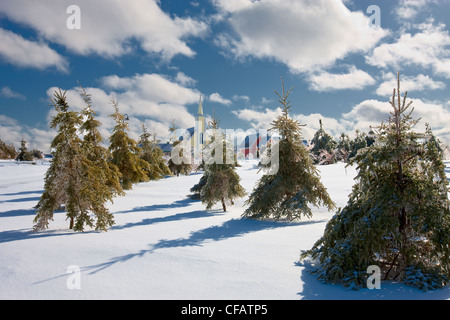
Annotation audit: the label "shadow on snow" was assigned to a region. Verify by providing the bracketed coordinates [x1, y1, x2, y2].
[83, 218, 326, 274]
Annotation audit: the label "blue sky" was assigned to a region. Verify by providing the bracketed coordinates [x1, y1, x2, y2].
[1, 0, 450, 151]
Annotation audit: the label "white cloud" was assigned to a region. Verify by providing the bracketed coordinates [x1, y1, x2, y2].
[376, 72, 445, 97]
[175, 72, 197, 87]
[0, 114, 55, 151]
[396, 0, 439, 20]
[308, 67, 376, 92]
[0, 28, 68, 72]
[367, 21, 450, 78]
[213, 0, 387, 73]
[232, 107, 282, 130]
[232, 94, 250, 102]
[343, 98, 450, 143]
[233, 97, 450, 144]
[232, 106, 350, 140]
[209, 92, 232, 105]
[43, 73, 201, 146]
[0, 86, 26, 100]
[0, 0, 208, 60]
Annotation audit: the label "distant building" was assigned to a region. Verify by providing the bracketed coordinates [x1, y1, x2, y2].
[176, 94, 206, 160]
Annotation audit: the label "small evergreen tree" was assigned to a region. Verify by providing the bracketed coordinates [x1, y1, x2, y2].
[34, 88, 125, 232]
[108, 97, 149, 190]
[335, 132, 351, 162]
[311, 120, 337, 164]
[243, 79, 335, 221]
[199, 115, 245, 212]
[16, 139, 33, 161]
[34, 89, 85, 231]
[138, 122, 171, 180]
[302, 73, 450, 290]
[77, 86, 124, 231]
[348, 129, 368, 160]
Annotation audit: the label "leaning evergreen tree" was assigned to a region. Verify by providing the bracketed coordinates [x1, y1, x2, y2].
[77, 86, 124, 231]
[200, 114, 246, 212]
[302, 73, 450, 290]
[243, 79, 335, 221]
[108, 97, 149, 190]
[34, 89, 85, 231]
[138, 122, 171, 180]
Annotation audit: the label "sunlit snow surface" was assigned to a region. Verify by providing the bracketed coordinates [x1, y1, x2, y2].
[0, 159, 448, 299]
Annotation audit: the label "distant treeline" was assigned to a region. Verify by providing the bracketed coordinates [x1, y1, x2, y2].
[0, 138, 43, 160]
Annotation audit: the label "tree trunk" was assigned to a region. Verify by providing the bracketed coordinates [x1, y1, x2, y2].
[222, 197, 226, 212]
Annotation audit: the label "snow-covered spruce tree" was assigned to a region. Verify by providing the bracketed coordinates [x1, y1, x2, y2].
[242, 79, 335, 221]
[311, 120, 338, 165]
[138, 122, 171, 180]
[108, 97, 149, 190]
[302, 73, 450, 291]
[16, 139, 33, 161]
[77, 86, 124, 231]
[335, 132, 351, 162]
[199, 114, 245, 212]
[34, 89, 85, 231]
[348, 129, 368, 160]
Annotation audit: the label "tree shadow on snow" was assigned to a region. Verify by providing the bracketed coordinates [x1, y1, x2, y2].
[113, 197, 197, 215]
[84, 218, 325, 274]
[111, 209, 222, 231]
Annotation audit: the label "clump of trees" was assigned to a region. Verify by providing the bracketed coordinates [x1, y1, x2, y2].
[0, 138, 43, 161]
[34, 86, 170, 232]
[310, 122, 377, 165]
[0, 139, 17, 159]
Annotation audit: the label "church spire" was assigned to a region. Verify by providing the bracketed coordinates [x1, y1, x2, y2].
[198, 94, 204, 116]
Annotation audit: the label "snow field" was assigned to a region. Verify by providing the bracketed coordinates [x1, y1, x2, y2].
[0, 160, 449, 299]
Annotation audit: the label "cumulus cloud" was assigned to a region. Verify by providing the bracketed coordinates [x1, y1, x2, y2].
[308, 66, 376, 92]
[366, 21, 450, 78]
[209, 92, 232, 105]
[375, 72, 445, 97]
[396, 0, 439, 20]
[0, 86, 26, 100]
[44, 73, 201, 145]
[0, 114, 55, 151]
[0, 0, 208, 60]
[0, 28, 68, 72]
[233, 98, 450, 144]
[213, 0, 387, 73]
[342, 98, 450, 142]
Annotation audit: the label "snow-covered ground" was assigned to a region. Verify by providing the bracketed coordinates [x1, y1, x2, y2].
[0, 159, 449, 300]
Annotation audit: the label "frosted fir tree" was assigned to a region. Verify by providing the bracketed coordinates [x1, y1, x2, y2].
[108, 97, 149, 190]
[311, 119, 338, 164]
[335, 132, 351, 162]
[242, 79, 335, 221]
[34, 89, 85, 231]
[77, 86, 124, 231]
[302, 73, 450, 291]
[138, 122, 171, 180]
[199, 114, 245, 212]
[16, 139, 33, 161]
